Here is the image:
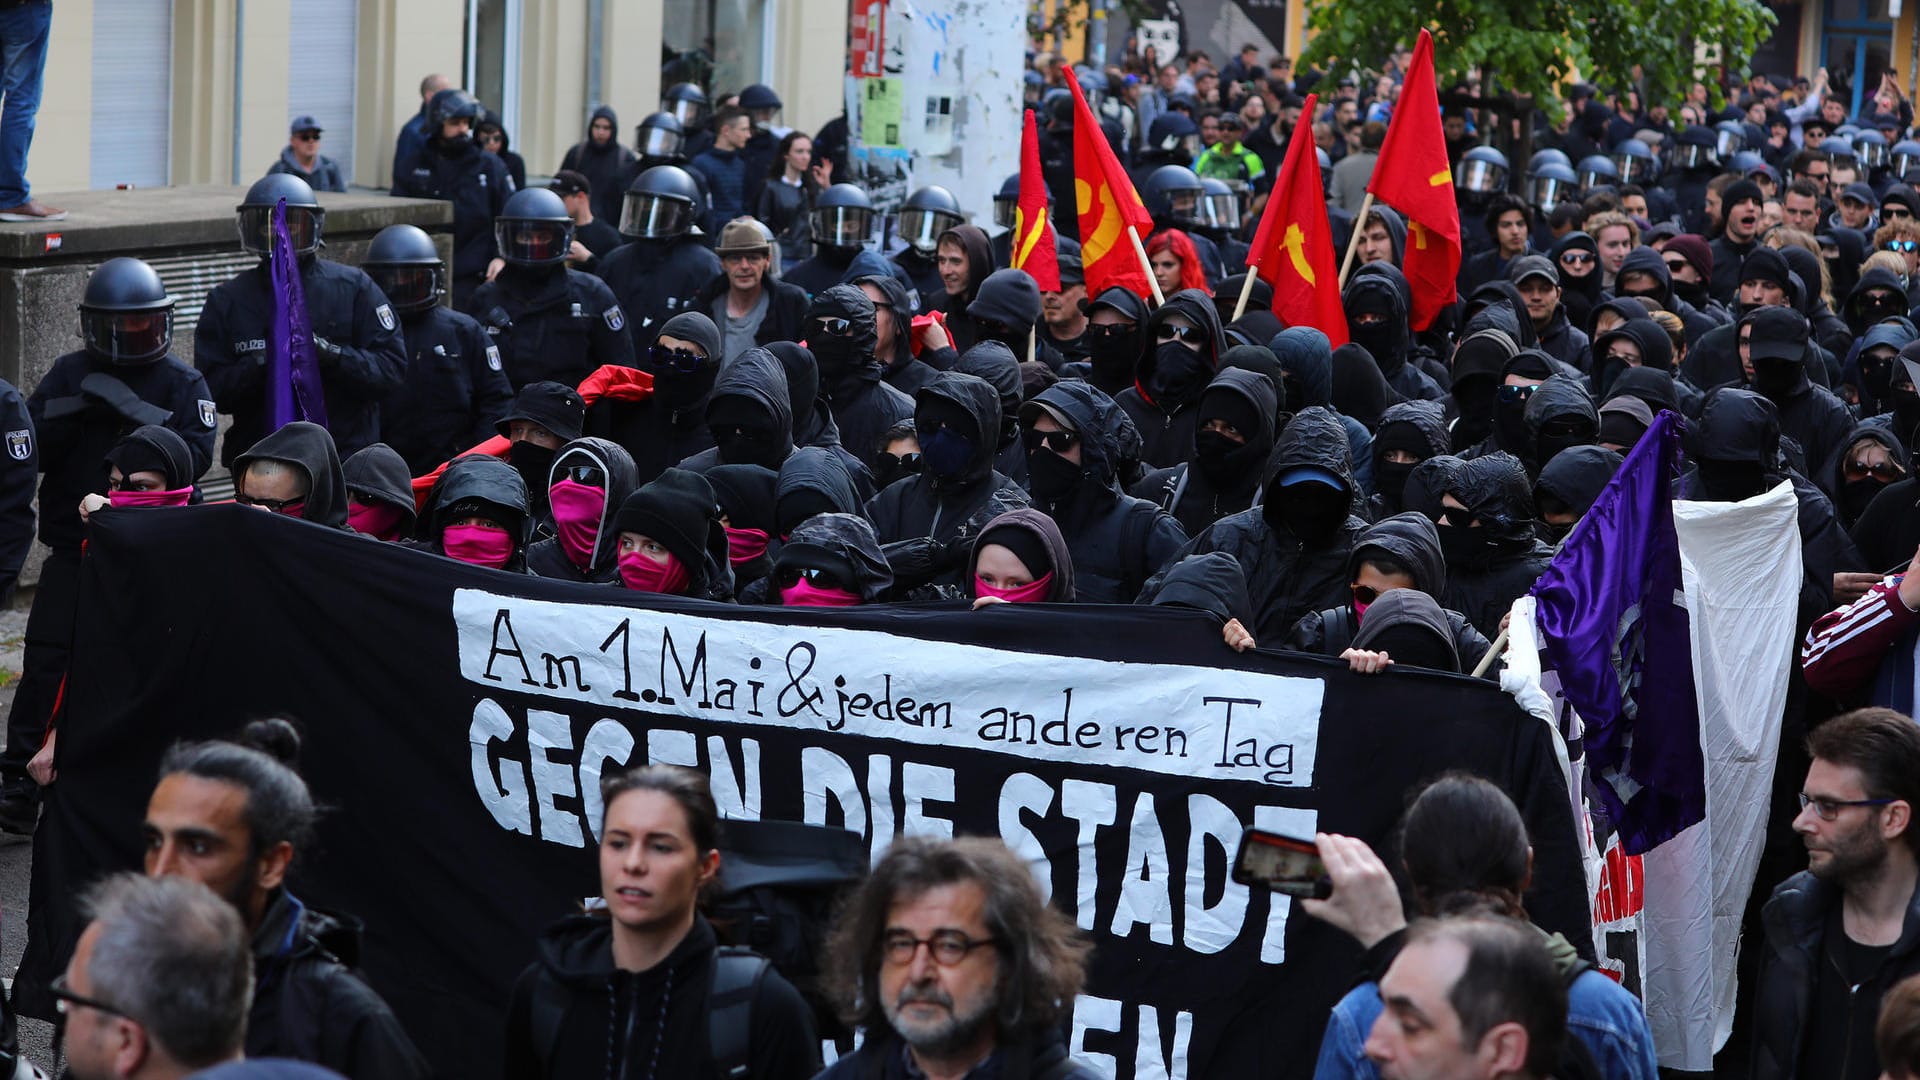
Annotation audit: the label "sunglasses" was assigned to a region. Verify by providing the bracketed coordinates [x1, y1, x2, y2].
[775, 565, 851, 591]
[1156, 323, 1204, 344]
[1887, 207, 1915, 220]
[1604, 351, 1640, 366]
[235, 493, 306, 513]
[813, 316, 854, 337]
[876, 451, 923, 474]
[1496, 383, 1540, 403]
[1350, 583, 1381, 606]
[1559, 251, 1596, 266]
[975, 319, 1025, 341]
[293, 132, 321, 142]
[559, 464, 606, 487]
[1844, 458, 1907, 483]
[1663, 259, 1690, 274]
[648, 344, 706, 372]
[1085, 322, 1135, 340]
[1022, 428, 1081, 454]
[1888, 240, 1920, 253]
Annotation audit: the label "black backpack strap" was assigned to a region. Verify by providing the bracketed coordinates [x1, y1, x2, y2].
[529, 966, 569, 1074]
[707, 947, 771, 1080]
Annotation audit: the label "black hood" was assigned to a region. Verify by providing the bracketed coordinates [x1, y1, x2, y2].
[1263, 406, 1355, 512]
[969, 507, 1077, 602]
[232, 421, 349, 529]
[1450, 327, 1522, 387]
[1464, 281, 1539, 348]
[421, 453, 531, 550]
[855, 271, 917, 367]
[1592, 317, 1675, 399]
[1269, 328, 1334, 408]
[1614, 247, 1673, 308]
[1845, 267, 1911, 336]
[1827, 227, 1868, 304]
[776, 446, 864, 528]
[1606, 366, 1680, 415]
[1534, 444, 1623, 520]
[1549, 231, 1603, 300]
[1145, 551, 1254, 627]
[764, 342, 837, 450]
[584, 105, 620, 149]
[1331, 343, 1403, 429]
[936, 225, 995, 304]
[777, 512, 893, 601]
[1201, 367, 1280, 456]
[1443, 452, 1536, 544]
[1376, 399, 1451, 457]
[955, 341, 1024, 447]
[707, 463, 780, 535]
[707, 347, 795, 459]
[1349, 511, 1447, 595]
[1026, 380, 1136, 490]
[1778, 247, 1827, 320]
[1349, 588, 1460, 671]
[808, 285, 882, 371]
[1690, 387, 1781, 466]
[1369, 205, 1409, 264]
[1138, 288, 1225, 394]
[1343, 265, 1413, 371]
[1523, 374, 1599, 442]
[1822, 422, 1909, 499]
[916, 371, 1004, 484]
[111, 423, 198, 493]
[548, 437, 640, 570]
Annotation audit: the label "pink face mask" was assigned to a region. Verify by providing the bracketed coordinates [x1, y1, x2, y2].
[619, 549, 690, 594]
[975, 571, 1053, 604]
[347, 501, 408, 540]
[442, 524, 514, 569]
[726, 526, 771, 565]
[780, 577, 861, 607]
[548, 478, 608, 568]
[109, 487, 193, 509]
[1354, 600, 1370, 624]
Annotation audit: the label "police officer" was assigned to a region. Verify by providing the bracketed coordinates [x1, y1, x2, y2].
[594, 165, 722, 352]
[363, 224, 516, 474]
[892, 186, 966, 304]
[0, 258, 214, 832]
[1143, 164, 1227, 284]
[391, 87, 515, 310]
[737, 83, 786, 206]
[785, 183, 876, 297]
[469, 187, 634, 392]
[196, 175, 407, 469]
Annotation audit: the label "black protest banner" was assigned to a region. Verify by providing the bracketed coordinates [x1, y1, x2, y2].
[21, 507, 1589, 1079]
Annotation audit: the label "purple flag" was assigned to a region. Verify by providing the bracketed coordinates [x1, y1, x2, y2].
[1530, 410, 1701, 854]
[267, 198, 328, 432]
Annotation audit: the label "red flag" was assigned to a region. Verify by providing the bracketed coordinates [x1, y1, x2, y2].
[1245, 93, 1348, 345]
[1364, 28, 1461, 330]
[1065, 76, 1155, 299]
[1012, 109, 1061, 291]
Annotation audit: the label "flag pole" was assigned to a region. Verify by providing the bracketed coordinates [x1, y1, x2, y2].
[1026, 332, 1036, 366]
[1126, 225, 1165, 306]
[1337, 191, 1375, 289]
[1471, 626, 1509, 678]
[1231, 264, 1262, 322]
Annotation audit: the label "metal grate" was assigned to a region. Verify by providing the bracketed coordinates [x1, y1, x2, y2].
[149, 249, 259, 335]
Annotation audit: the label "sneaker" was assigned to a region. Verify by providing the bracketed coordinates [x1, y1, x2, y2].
[0, 796, 34, 836]
[0, 201, 66, 223]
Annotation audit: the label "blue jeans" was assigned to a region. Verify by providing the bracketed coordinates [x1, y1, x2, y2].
[0, 1, 51, 206]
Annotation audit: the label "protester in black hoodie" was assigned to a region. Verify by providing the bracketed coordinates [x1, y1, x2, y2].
[342, 444, 417, 541]
[1061, 286, 1149, 399]
[1118, 288, 1223, 468]
[559, 106, 639, 228]
[590, 310, 718, 484]
[409, 454, 532, 572]
[1435, 451, 1555, 638]
[1342, 588, 1466, 673]
[760, 340, 875, 496]
[1017, 382, 1187, 602]
[1134, 368, 1279, 537]
[967, 508, 1077, 605]
[232, 422, 351, 530]
[1519, 374, 1600, 478]
[476, 110, 526, 192]
[1548, 230, 1604, 331]
[503, 766, 818, 1079]
[966, 268, 1066, 369]
[930, 224, 996, 353]
[526, 437, 640, 583]
[775, 446, 865, 539]
[854, 272, 940, 395]
[806, 285, 915, 466]
[1284, 511, 1494, 670]
[498, 380, 585, 525]
[770, 512, 894, 606]
[1823, 424, 1909, 529]
[1367, 400, 1451, 519]
[1532, 444, 1624, 545]
[955, 341, 1028, 485]
[1739, 305, 1853, 480]
[1330, 342, 1403, 431]
[1613, 246, 1721, 344]
[868, 372, 1030, 591]
[1144, 550, 1260, 651]
[1445, 326, 1521, 453]
[707, 463, 779, 591]
[681, 347, 795, 474]
[610, 468, 733, 600]
[1139, 407, 1369, 639]
[1342, 266, 1445, 401]
[1589, 315, 1677, 402]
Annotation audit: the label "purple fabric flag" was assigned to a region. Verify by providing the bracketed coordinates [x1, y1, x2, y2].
[267, 198, 328, 432]
[1529, 410, 1701, 854]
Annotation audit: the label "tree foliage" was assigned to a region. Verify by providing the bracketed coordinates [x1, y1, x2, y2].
[1300, 0, 1775, 118]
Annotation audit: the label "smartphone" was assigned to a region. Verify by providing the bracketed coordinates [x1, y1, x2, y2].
[1232, 828, 1331, 899]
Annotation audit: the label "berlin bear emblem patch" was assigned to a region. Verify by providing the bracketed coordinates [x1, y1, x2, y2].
[5, 430, 29, 461]
[198, 400, 217, 428]
[376, 304, 397, 332]
[604, 306, 626, 332]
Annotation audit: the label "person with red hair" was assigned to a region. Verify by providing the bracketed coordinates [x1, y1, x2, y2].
[1147, 229, 1211, 297]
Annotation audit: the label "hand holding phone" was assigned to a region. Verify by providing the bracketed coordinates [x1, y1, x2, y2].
[1297, 832, 1409, 949]
[1233, 829, 1331, 899]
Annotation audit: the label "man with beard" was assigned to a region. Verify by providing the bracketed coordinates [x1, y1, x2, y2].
[1750, 708, 1920, 1080]
[817, 836, 1099, 1079]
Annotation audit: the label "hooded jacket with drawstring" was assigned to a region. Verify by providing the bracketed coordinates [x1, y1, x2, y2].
[1133, 368, 1279, 537]
[1137, 407, 1369, 639]
[1117, 288, 1223, 468]
[1284, 511, 1496, 673]
[1022, 382, 1189, 602]
[232, 422, 351, 531]
[1436, 452, 1556, 639]
[1270, 328, 1376, 494]
[559, 106, 639, 227]
[807, 285, 916, 467]
[525, 438, 640, 582]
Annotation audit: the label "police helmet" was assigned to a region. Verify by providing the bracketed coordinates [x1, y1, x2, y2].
[362, 224, 444, 313]
[619, 165, 705, 240]
[1729, 150, 1768, 177]
[994, 174, 1021, 229]
[1528, 161, 1579, 212]
[1673, 125, 1718, 171]
[810, 183, 875, 250]
[1147, 112, 1202, 160]
[1856, 128, 1892, 169]
[635, 112, 686, 160]
[495, 187, 575, 269]
[1713, 121, 1747, 163]
[1199, 177, 1244, 231]
[78, 257, 175, 365]
[1143, 164, 1205, 226]
[1575, 154, 1620, 192]
[1043, 87, 1074, 126]
[1525, 148, 1572, 179]
[1023, 71, 1045, 105]
[898, 186, 966, 256]
[1612, 138, 1660, 183]
[236, 173, 324, 257]
[738, 84, 782, 114]
[663, 83, 711, 130]
[1317, 147, 1333, 194]
[1456, 145, 1509, 194]
[427, 88, 484, 130]
[1826, 140, 1859, 168]
[1893, 140, 1920, 181]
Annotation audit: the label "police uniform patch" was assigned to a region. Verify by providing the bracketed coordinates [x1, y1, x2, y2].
[605, 307, 626, 332]
[376, 304, 397, 332]
[198, 399, 217, 428]
[486, 345, 503, 372]
[5, 430, 29, 462]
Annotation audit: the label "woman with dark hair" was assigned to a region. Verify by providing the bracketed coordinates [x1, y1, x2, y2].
[503, 765, 819, 1079]
[1147, 229, 1211, 297]
[757, 131, 821, 269]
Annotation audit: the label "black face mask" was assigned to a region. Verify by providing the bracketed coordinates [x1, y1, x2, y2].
[1147, 342, 1210, 405]
[1841, 476, 1888, 524]
[508, 440, 556, 495]
[811, 335, 862, 383]
[1087, 330, 1141, 385]
[1374, 460, 1417, 509]
[1535, 518, 1574, 546]
[1862, 355, 1896, 403]
[1494, 395, 1531, 452]
[1670, 278, 1710, 309]
[1750, 357, 1801, 400]
[1026, 448, 1084, 502]
[1349, 317, 1405, 371]
[655, 363, 719, 412]
[1359, 624, 1457, 672]
[1533, 423, 1596, 470]
[1693, 459, 1768, 502]
[1437, 520, 1502, 566]
[1265, 486, 1349, 542]
[1277, 374, 1307, 414]
[1890, 388, 1920, 445]
[715, 426, 782, 468]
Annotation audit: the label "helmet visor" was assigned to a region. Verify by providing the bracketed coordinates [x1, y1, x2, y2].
[992, 197, 1019, 229]
[1578, 167, 1614, 191]
[237, 205, 322, 256]
[1202, 192, 1242, 230]
[1165, 189, 1201, 224]
[619, 193, 694, 239]
[638, 125, 684, 158]
[369, 266, 441, 311]
[1455, 159, 1506, 194]
[1613, 154, 1654, 182]
[1674, 143, 1715, 170]
[1714, 130, 1744, 160]
[81, 308, 172, 365]
[667, 99, 709, 129]
[1529, 174, 1572, 211]
[1859, 139, 1891, 168]
[495, 220, 572, 266]
[898, 208, 962, 254]
[811, 205, 872, 248]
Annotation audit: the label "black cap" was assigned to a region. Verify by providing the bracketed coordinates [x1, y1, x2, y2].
[548, 169, 591, 196]
[289, 115, 322, 135]
[1507, 253, 1558, 287]
[496, 381, 585, 442]
[1744, 306, 1809, 363]
[1843, 181, 1880, 208]
[1723, 178, 1765, 210]
[1056, 251, 1084, 287]
[1217, 111, 1245, 130]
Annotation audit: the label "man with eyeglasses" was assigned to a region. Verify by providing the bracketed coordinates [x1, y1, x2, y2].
[817, 835, 1100, 1080]
[266, 115, 345, 193]
[698, 218, 806, 367]
[1748, 708, 1920, 1080]
[229, 423, 350, 530]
